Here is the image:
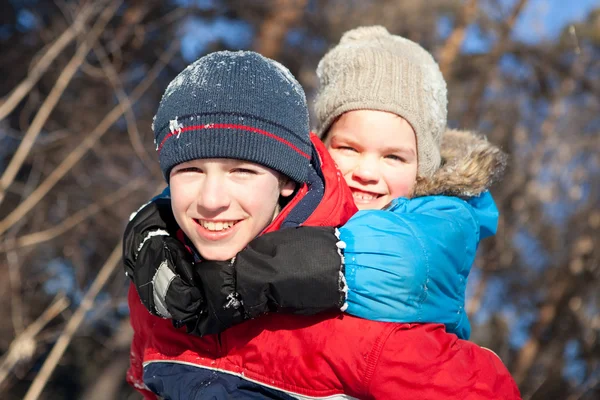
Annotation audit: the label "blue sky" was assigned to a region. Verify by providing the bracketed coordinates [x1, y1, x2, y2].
[513, 0, 596, 42]
[463, 0, 597, 52]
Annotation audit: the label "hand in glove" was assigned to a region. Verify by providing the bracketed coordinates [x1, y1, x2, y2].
[185, 226, 348, 336]
[122, 197, 204, 324]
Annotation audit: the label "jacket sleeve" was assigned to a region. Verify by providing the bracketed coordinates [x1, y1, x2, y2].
[126, 283, 158, 400]
[339, 192, 498, 340]
[364, 323, 521, 400]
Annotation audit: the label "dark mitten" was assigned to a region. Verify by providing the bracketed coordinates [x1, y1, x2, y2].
[122, 198, 204, 322]
[184, 260, 246, 336]
[185, 226, 347, 336]
[234, 226, 347, 318]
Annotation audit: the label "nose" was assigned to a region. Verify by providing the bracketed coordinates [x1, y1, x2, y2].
[352, 155, 379, 184]
[196, 174, 230, 213]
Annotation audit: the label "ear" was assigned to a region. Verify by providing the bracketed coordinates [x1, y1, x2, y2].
[280, 179, 296, 197]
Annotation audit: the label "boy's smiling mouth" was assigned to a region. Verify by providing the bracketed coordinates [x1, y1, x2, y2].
[194, 219, 240, 232]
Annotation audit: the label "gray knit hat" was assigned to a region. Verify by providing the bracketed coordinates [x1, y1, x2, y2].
[315, 26, 447, 177]
[153, 51, 311, 182]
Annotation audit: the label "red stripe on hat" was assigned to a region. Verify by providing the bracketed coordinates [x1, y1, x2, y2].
[157, 123, 310, 160]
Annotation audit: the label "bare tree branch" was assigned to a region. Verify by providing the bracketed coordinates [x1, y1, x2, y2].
[461, 0, 529, 127]
[0, 41, 179, 237]
[0, 2, 101, 121]
[527, 50, 590, 180]
[254, 0, 308, 59]
[23, 245, 121, 400]
[93, 43, 158, 174]
[438, 0, 478, 78]
[511, 50, 593, 386]
[0, 0, 123, 206]
[513, 278, 572, 385]
[0, 177, 147, 253]
[0, 294, 69, 389]
[6, 248, 24, 336]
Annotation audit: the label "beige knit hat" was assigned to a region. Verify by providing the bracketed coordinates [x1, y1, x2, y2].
[315, 26, 447, 177]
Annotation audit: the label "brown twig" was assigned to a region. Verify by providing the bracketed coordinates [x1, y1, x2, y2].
[511, 48, 591, 387]
[254, 0, 308, 59]
[466, 273, 488, 316]
[513, 278, 572, 384]
[6, 248, 24, 336]
[93, 43, 158, 174]
[0, 177, 147, 253]
[0, 294, 69, 389]
[0, 2, 101, 121]
[0, 41, 179, 237]
[23, 245, 121, 400]
[4, 152, 46, 338]
[438, 0, 478, 78]
[0, 0, 123, 207]
[461, 0, 529, 127]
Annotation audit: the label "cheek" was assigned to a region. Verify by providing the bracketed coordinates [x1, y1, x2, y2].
[236, 178, 280, 216]
[384, 168, 417, 198]
[169, 179, 196, 222]
[329, 152, 355, 175]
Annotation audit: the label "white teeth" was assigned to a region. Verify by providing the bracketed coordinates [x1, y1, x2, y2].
[199, 220, 236, 231]
[352, 192, 377, 201]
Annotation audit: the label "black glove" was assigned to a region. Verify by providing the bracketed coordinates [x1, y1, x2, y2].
[183, 259, 245, 335]
[122, 198, 204, 324]
[184, 226, 348, 336]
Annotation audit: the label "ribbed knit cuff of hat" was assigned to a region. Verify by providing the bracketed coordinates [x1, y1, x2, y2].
[155, 113, 311, 183]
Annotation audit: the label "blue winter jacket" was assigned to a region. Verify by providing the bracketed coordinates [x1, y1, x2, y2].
[339, 191, 498, 340]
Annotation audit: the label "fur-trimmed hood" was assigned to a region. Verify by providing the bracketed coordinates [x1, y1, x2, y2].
[413, 129, 507, 198]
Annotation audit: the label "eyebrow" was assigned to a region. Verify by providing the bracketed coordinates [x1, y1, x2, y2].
[383, 146, 416, 157]
[331, 132, 416, 157]
[330, 133, 359, 146]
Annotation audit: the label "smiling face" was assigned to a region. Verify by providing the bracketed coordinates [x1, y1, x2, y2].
[325, 110, 418, 210]
[169, 159, 295, 261]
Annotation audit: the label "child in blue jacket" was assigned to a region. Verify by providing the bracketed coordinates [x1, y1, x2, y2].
[123, 26, 507, 341]
[315, 26, 506, 339]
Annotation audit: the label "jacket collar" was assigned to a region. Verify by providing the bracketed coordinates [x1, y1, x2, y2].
[413, 129, 507, 198]
[266, 133, 357, 233]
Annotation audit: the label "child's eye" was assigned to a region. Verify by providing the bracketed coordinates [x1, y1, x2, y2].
[175, 166, 202, 173]
[385, 154, 406, 162]
[338, 146, 358, 153]
[232, 168, 258, 175]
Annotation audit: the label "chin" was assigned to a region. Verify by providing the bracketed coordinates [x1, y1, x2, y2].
[355, 199, 387, 210]
[355, 203, 376, 210]
[196, 248, 237, 262]
[189, 240, 239, 262]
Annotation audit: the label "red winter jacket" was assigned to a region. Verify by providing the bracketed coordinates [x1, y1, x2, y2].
[127, 134, 520, 399]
